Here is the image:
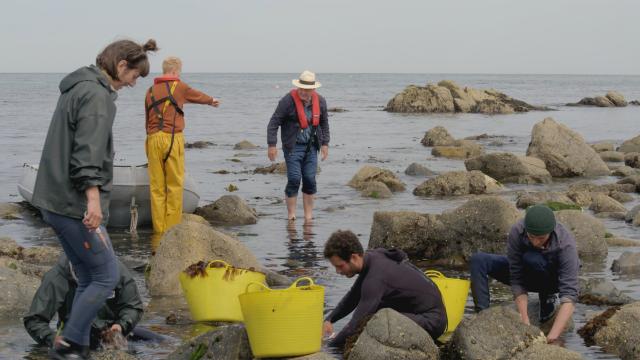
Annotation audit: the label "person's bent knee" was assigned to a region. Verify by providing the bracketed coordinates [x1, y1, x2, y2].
[470, 252, 490, 274]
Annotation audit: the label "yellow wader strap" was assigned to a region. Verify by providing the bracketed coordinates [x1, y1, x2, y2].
[162, 81, 179, 115]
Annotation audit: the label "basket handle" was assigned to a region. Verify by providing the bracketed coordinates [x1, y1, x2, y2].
[208, 260, 231, 268]
[424, 270, 444, 279]
[289, 276, 315, 289]
[245, 281, 270, 293]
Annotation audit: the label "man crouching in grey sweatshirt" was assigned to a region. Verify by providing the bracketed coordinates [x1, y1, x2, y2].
[322, 230, 447, 347]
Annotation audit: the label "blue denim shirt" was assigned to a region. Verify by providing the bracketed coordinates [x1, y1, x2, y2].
[295, 102, 313, 144]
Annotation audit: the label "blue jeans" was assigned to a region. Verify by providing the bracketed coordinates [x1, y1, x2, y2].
[469, 251, 558, 321]
[41, 210, 119, 346]
[283, 143, 318, 198]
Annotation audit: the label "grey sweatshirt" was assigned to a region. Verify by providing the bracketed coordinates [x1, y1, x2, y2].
[507, 219, 580, 304]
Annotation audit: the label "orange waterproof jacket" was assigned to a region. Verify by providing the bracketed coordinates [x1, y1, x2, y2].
[144, 76, 214, 134]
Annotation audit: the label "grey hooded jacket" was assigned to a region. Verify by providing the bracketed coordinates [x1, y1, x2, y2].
[32, 65, 117, 222]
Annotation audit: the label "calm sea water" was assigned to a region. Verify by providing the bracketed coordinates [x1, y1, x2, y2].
[1, 73, 640, 359]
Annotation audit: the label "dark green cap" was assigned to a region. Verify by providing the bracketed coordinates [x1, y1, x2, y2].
[524, 205, 556, 236]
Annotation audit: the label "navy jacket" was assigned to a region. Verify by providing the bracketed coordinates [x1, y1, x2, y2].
[267, 92, 330, 152]
[507, 219, 580, 304]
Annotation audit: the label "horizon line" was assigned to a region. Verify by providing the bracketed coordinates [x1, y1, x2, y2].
[1, 71, 640, 77]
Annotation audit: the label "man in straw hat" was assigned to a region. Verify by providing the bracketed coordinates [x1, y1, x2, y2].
[469, 204, 579, 344]
[322, 230, 447, 347]
[267, 70, 330, 222]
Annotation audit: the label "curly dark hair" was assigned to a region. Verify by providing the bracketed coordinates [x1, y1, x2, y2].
[324, 230, 363, 261]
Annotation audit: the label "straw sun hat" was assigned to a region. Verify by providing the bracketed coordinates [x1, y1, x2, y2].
[292, 70, 321, 89]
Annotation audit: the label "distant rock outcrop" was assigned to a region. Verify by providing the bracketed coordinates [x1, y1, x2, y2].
[385, 80, 545, 114]
[567, 91, 628, 107]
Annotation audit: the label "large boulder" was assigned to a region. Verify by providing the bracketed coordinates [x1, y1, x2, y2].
[591, 142, 615, 153]
[347, 308, 439, 360]
[360, 181, 393, 199]
[589, 302, 640, 360]
[626, 204, 640, 224]
[404, 163, 435, 177]
[148, 220, 261, 296]
[420, 126, 455, 146]
[432, 140, 484, 159]
[612, 166, 638, 177]
[92, 350, 137, 360]
[0, 202, 23, 220]
[618, 175, 640, 192]
[599, 151, 625, 162]
[254, 162, 287, 174]
[625, 152, 640, 168]
[370, 197, 519, 262]
[618, 135, 640, 153]
[464, 153, 552, 184]
[348, 166, 405, 192]
[166, 324, 252, 360]
[568, 91, 627, 107]
[0, 237, 60, 267]
[386, 81, 541, 114]
[588, 193, 627, 214]
[511, 343, 582, 360]
[579, 278, 635, 305]
[515, 192, 576, 210]
[609, 191, 633, 203]
[385, 84, 455, 113]
[526, 118, 610, 177]
[555, 210, 607, 259]
[0, 261, 40, 318]
[436, 197, 520, 260]
[233, 140, 257, 150]
[413, 170, 502, 196]
[369, 212, 443, 257]
[445, 306, 546, 360]
[611, 252, 640, 274]
[194, 195, 258, 226]
[606, 91, 628, 106]
[386, 81, 542, 114]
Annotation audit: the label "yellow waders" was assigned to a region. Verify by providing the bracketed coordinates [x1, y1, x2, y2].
[145, 80, 184, 236]
[146, 131, 185, 235]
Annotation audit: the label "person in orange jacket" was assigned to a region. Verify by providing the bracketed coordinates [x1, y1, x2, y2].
[144, 57, 219, 239]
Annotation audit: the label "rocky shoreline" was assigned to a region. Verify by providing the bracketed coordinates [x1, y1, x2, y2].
[2, 88, 640, 358]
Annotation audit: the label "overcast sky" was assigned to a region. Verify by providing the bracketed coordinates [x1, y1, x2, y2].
[2, 0, 638, 74]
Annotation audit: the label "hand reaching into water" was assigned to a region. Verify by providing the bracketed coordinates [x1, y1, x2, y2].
[322, 321, 334, 339]
[100, 324, 128, 350]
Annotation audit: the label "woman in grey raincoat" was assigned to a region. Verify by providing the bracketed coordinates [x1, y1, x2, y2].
[32, 38, 158, 360]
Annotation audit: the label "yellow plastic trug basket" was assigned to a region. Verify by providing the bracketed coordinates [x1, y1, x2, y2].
[239, 277, 325, 358]
[179, 260, 266, 322]
[425, 270, 470, 333]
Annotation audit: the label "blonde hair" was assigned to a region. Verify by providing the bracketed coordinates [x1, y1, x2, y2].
[162, 57, 182, 74]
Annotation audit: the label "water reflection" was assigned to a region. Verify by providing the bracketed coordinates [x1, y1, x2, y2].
[283, 221, 322, 277]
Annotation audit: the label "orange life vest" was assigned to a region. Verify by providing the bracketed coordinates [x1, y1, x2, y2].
[290, 89, 320, 129]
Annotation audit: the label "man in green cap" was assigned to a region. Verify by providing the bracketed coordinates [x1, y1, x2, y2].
[469, 204, 579, 344]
